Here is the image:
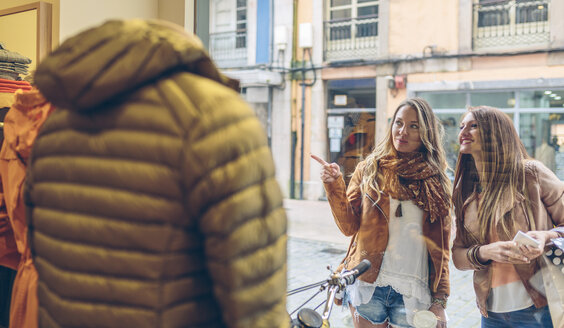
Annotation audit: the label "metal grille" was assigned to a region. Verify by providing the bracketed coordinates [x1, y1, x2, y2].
[209, 31, 247, 68]
[473, 0, 550, 50]
[324, 16, 379, 62]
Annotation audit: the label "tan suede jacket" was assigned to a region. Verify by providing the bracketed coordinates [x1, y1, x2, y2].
[452, 160, 564, 317]
[324, 160, 451, 299]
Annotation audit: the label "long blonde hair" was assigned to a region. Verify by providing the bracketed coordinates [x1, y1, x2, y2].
[453, 106, 530, 244]
[361, 97, 451, 202]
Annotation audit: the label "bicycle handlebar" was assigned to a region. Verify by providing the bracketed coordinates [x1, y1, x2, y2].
[339, 260, 371, 286]
[289, 260, 372, 328]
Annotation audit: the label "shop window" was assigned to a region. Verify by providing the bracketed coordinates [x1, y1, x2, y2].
[470, 91, 515, 108]
[327, 79, 376, 185]
[418, 92, 467, 109]
[435, 113, 464, 181]
[520, 90, 564, 108]
[521, 112, 564, 179]
[419, 89, 564, 180]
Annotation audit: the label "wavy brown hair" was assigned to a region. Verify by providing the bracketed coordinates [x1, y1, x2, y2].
[361, 97, 451, 203]
[453, 106, 530, 245]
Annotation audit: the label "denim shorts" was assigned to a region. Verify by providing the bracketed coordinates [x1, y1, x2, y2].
[347, 285, 410, 328]
[482, 305, 553, 328]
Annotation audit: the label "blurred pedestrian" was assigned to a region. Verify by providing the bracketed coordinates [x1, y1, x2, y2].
[451, 106, 564, 328]
[25, 19, 288, 328]
[312, 97, 452, 328]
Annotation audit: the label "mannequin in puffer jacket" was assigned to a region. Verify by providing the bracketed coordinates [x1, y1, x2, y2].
[25, 19, 289, 328]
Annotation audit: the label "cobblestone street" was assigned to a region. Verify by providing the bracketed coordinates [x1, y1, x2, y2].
[285, 199, 481, 328]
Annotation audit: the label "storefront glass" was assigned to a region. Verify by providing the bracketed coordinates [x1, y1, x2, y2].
[520, 112, 564, 179]
[470, 91, 515, 108]
[420, 92, 466, 109]
[520, 90, 564, 108]
[435, 113, 464, 180]
[327, 79, 376, 184]
[418, 89, 564, 181]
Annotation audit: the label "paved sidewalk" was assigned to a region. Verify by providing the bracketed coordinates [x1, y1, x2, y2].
[284, 199, 481, 328]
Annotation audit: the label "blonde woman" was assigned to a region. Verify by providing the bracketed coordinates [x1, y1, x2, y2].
[312, 98, 452, 328]
[452, 106, 564, 327]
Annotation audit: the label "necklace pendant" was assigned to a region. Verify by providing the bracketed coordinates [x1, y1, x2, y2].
[395, 202, 403, 217]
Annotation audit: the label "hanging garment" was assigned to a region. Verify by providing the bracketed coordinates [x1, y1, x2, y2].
[0, 88, 54, 328]
[0, 92, 18, 328]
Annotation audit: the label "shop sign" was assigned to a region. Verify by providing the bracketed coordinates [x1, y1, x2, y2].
[328, 116, 344, 129]
[328, 128, 342, 138]
[334, 94, 347, 106]
[330, 138, 341, 152]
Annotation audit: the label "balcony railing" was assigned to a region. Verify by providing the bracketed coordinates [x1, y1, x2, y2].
[473, 0, 550, 50]
[324, 15, 379, 62]
[209, 30, 247, 68]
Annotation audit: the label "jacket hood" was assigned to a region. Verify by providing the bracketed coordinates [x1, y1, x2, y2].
[34, 19, 237, 112]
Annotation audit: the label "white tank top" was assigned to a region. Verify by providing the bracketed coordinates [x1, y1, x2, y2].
[346, 198, 431, 326]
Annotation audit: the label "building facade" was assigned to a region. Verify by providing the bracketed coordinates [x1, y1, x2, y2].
[2, 0, 563, 201]
[203, 0, 564, 200]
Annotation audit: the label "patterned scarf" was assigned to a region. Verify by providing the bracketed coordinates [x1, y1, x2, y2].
[379, 152, 450, 223]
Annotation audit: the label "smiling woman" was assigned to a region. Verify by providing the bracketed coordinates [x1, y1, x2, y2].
[311, 97, 453, 328]
[452, 106, 564, 328]
[458, 112, 482, 163]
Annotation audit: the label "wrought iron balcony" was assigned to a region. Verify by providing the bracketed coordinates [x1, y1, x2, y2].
[323, 15, 379, 62]
[473, 0, 550, 50]
[209, 30, 247, 68]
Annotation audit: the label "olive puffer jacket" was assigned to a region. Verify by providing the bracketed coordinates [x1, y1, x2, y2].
[26, 19, 288, 328]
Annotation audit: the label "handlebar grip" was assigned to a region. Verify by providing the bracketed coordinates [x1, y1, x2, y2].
[343, 259, 371, 285]
[353, 259, 371, 276]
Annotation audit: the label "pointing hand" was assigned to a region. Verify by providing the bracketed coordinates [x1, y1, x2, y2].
[311, 154, 341, 183]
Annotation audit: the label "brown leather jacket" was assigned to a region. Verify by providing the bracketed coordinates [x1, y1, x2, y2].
[452, 160, 564, 317]
[324, 160, 451, 299]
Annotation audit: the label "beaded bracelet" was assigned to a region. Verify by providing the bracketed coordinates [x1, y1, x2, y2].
[431, 297, 447, 309]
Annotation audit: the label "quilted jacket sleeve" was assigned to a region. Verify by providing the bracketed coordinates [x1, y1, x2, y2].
[181, 82, 288, 328]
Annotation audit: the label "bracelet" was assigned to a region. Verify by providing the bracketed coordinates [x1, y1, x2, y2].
[553, 229, 564, 238]
[474, 245, 492, 266]
[431, 297, 447, 309]
[467, 245, 492, 270]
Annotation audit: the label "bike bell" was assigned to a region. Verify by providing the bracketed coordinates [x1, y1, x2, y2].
[297, 308, 323, 328]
